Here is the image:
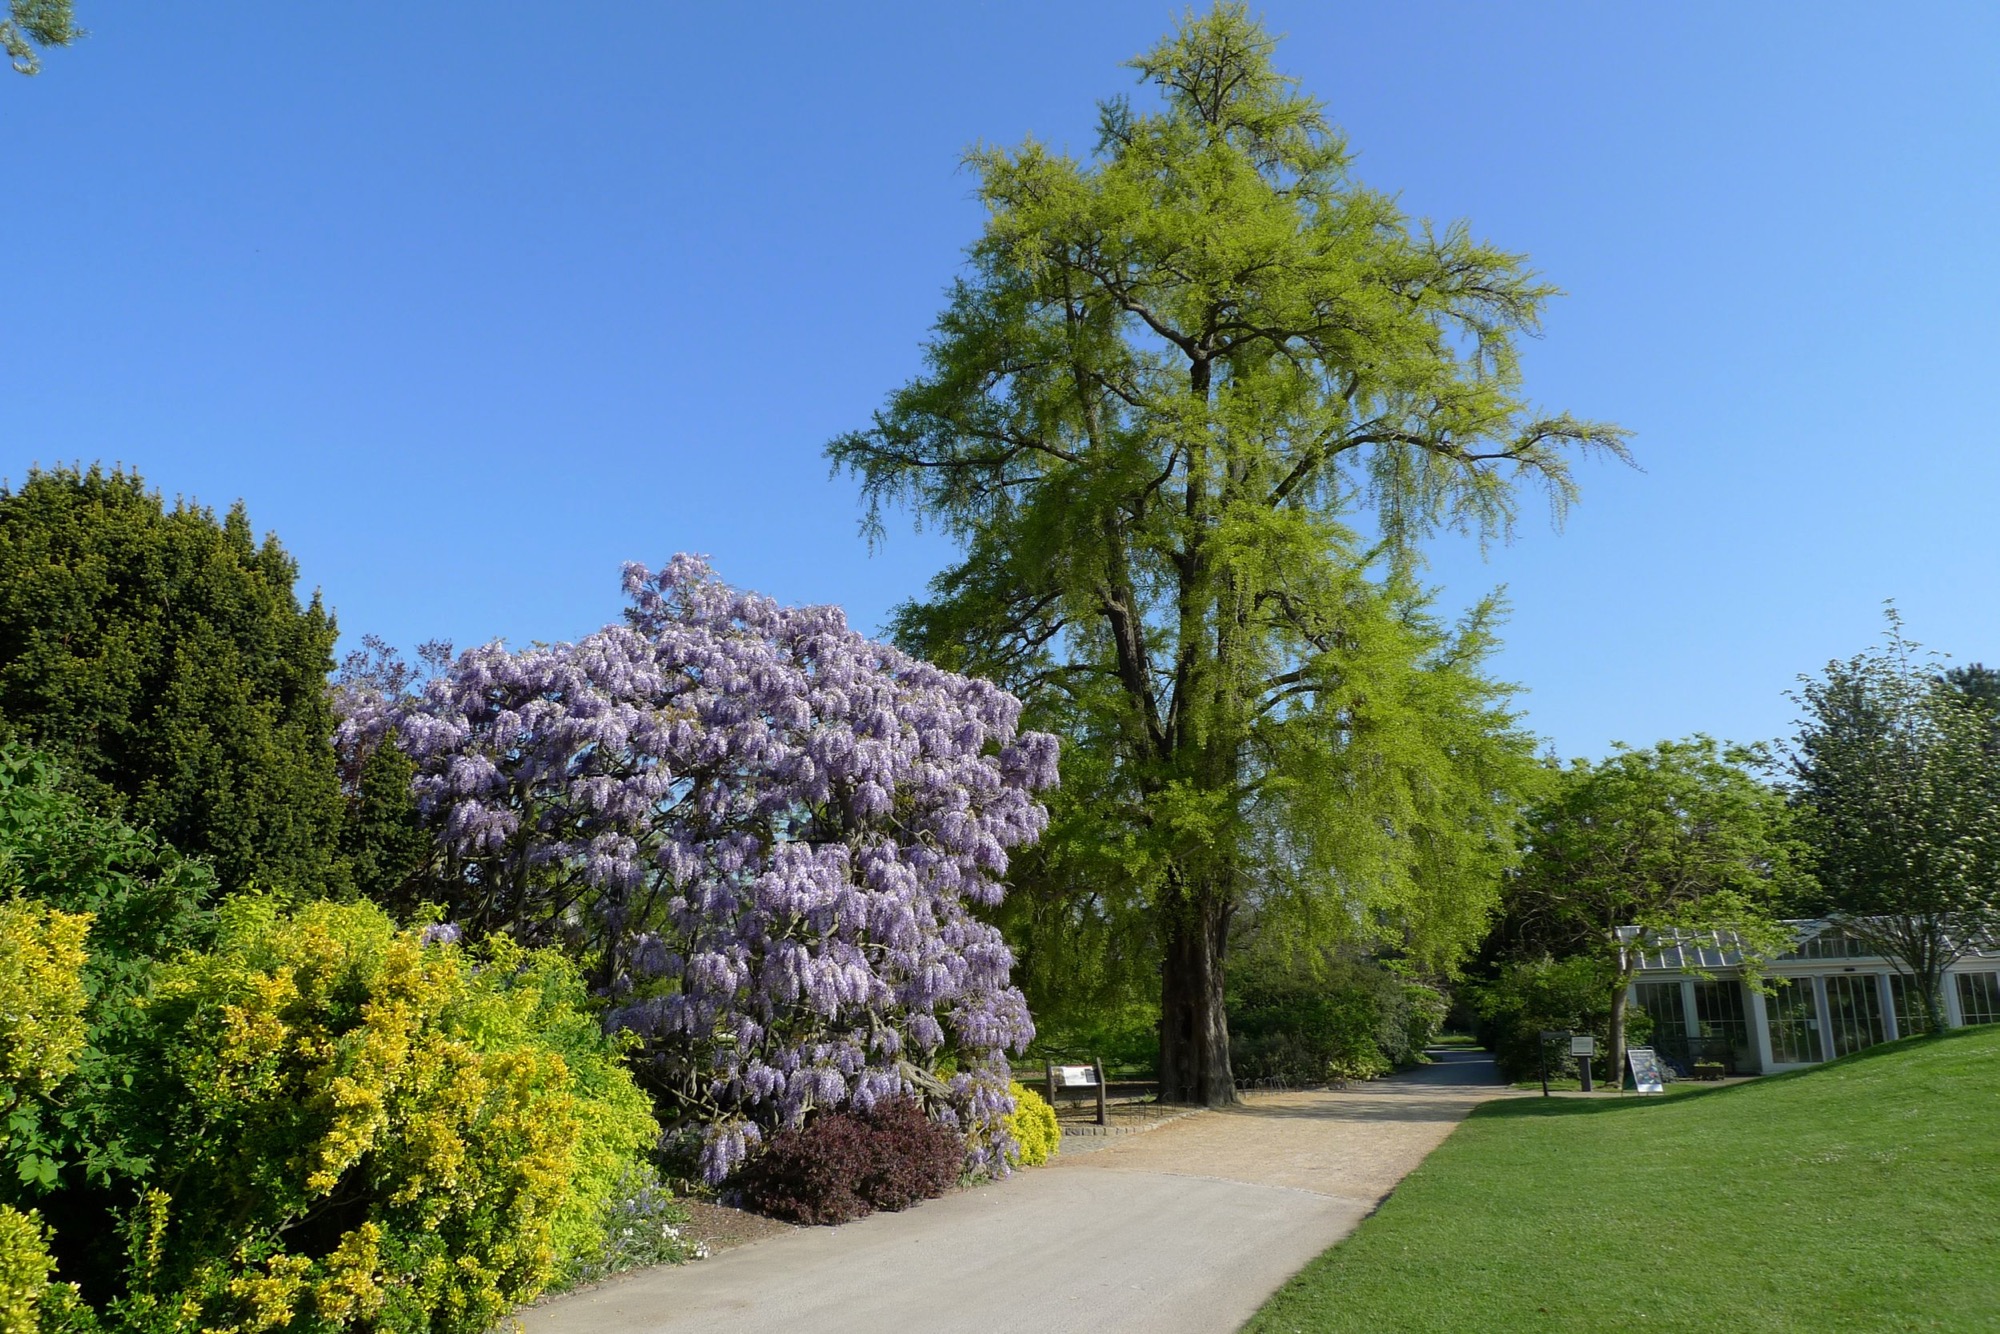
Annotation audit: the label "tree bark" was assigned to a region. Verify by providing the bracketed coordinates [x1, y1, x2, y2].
[1607, 967, 1633, 1092]
[1157, 892, 1238, 1105]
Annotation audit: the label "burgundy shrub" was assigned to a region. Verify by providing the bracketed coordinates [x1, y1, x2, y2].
[733, 1097, 965, 1225]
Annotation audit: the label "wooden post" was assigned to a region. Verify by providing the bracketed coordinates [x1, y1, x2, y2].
[1094, 1057, 1107, 1127]
[1045, 1061, 1057, 1114]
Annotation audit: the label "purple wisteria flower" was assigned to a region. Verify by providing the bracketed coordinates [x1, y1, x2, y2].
[335, 556, 1059, 1181]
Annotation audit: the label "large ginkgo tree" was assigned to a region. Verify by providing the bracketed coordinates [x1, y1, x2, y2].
[831, 5, 1627, 1102]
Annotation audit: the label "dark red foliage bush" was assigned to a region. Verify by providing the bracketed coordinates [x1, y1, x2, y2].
[732, 1097, 964, 1225]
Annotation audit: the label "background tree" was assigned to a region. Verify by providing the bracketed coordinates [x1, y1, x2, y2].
[1942, 662, 2000, 757]
[829, 5, 1623, 1102]
[3, 0, 77, 75]
[1789, 615, 2000, 1031]
[1500, 737, 1804, 1086]
[0, 466, 345, 893]
[1942, 663, 2000, 710]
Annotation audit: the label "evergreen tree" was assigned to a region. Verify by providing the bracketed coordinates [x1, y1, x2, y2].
[0, 465, 343, 892]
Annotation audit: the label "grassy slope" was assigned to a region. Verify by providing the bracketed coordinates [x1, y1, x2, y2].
[1246, 1028, 2000, 1334]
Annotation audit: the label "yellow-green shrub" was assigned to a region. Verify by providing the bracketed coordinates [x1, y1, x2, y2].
[0, 1205, 54, 1334]
[104, 898, 659, 1334]
[1002, 1083, 1060, 1167]
[0, 898, 91, 1100]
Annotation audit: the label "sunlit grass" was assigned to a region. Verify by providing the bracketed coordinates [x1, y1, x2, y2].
[1247, 1027, 2000, 1333]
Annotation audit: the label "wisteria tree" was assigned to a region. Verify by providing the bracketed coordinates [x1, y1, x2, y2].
[336, 556, 1060, 1180]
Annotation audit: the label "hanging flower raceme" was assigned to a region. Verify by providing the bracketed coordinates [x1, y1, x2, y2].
[336, 556, 1059, 1181]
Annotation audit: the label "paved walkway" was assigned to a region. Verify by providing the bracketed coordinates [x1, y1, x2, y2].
[524, 1050, 1511, 1334]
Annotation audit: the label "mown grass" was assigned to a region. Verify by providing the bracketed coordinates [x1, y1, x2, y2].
[1245, 1026, 2000, 1334]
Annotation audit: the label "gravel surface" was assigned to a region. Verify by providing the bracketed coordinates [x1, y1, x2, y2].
[524, 1051, 1513, 1334]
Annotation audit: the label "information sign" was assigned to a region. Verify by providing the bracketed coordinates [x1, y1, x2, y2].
[1627, 1047, 1665, 1094]
[1056, 1065, 1099, 1087]
[1569, 1035, 1596, 1057]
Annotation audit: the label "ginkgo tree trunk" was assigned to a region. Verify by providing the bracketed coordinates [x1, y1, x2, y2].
[831, 4, 1626, 1104]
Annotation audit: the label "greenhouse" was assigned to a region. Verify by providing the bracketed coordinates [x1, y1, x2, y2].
[1620, 920, 2000, 1075]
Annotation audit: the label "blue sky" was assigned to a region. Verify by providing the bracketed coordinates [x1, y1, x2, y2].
[5, 2, 1995, 760]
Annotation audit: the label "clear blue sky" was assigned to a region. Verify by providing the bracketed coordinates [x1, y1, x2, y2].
[5, 3, 1996, 760]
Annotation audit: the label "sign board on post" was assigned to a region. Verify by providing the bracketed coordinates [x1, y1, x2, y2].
[1569, 1035, 1596, 1057]
[1627, 1047, 1666, 1095]
[1044, 1060, 1108, 1126]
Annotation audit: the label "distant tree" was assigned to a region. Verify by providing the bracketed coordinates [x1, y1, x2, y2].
[0, 466, 344, 893]
[3, 1, 78, 75]
[828, 4, 1620, 1104]
[1943, 663, 2000, 756]
[1943, 663, 2000, 710]
[1503, 738, 1804, 1085]
[1790, 615, 2000, 1032]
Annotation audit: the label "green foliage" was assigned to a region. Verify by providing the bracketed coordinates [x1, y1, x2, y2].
[3, 0, 78, 75]
[1469, 955, 1651, 1082]
[1500, 736, 1804, 1074]
[1400, 982, 1449, 1058]
[0, 467, 344, 895]
[1228, 957, 1442, 1085]
[1001, 1083, 1060, 1168]
[0, 745, 214, 1197]
[554, 1167, 701, 1288]
[1, 893, 662, 1333]
[90, 898, 659, 1333]
[831, 5, 1599, 1098]
[0, 901, 90, 1108]
[0, 1205, 55, 1333]
[335, 739, 431, 909]
[1789, 613, 2000, 1032]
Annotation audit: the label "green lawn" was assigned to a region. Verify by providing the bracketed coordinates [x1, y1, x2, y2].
[1246, 1027, 2000, 1333]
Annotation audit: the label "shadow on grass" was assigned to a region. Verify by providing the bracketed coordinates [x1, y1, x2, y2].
[1474, 1031, 1974, 1121]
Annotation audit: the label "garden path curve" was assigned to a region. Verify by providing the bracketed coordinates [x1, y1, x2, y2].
[523, 1050, 1512, 1334]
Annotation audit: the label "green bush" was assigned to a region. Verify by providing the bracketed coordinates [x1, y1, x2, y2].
[1228, 959, 1447, 1086]
[103, 898, 661, 1332]
[4, 896, 668, 1333]
[1399, 982, 1449, 1059]
[1470, 955, 1652, 1082]
[0, 466, 348, 895]
[0, 896, 92, 1195]
[0, 1205, 55, 1334]
[1002, 1083, 1060, 1167]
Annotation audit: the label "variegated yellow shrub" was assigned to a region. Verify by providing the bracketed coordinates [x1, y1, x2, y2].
[0, 1205, 54, 1334]
[0, 898, 91, 1102]
[105, 898, 660, 1334]
[1002, 1082, 1060, 1167]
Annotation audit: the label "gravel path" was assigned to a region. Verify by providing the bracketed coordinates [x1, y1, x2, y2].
[522, 1050, 1512, 1334]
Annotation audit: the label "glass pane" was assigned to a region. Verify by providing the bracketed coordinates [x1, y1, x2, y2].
[1888, 974, 1920, 1035]
[1637, 982, 1687, 1038]
[1823, 974, 1885, 1057]
[1766, 980, 1821, 1064]
[1692, 981, 1751, 1072]
[1956, 972, 2000, 1025]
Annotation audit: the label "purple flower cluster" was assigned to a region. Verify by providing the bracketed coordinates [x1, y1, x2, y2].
[336, 556, 1058, 1181]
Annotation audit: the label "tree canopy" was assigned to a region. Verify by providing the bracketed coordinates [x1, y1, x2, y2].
[1789, 614, 2000, 1030]
[3, 0, 78, 75]
[0, 466, 345, 894]
[1500, 737, 1805, 1081]
[829, 4, 1624, 1101]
